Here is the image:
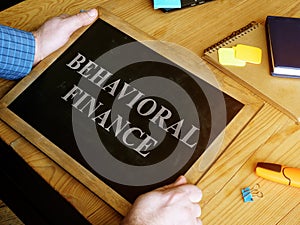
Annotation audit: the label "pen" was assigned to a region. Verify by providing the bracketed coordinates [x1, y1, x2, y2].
[255, 162, 300, 188]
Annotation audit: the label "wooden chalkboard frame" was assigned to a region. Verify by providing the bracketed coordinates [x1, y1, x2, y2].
[0, 7, 258, 215]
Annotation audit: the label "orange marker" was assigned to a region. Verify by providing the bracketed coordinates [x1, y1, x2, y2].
[255, 162, 300, 188]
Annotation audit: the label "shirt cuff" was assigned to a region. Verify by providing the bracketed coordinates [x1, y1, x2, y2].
[0, 25, 35, 80]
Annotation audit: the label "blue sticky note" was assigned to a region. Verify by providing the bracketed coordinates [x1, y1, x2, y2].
[153, 0, 181, 9]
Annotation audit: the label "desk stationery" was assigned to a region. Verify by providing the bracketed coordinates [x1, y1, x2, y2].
[0, 1, 300, 224]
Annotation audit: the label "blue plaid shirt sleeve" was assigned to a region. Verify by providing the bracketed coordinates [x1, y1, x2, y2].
[0, 25, 35, 80]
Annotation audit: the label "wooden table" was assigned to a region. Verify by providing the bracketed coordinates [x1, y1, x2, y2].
[1, 0, 300, 224]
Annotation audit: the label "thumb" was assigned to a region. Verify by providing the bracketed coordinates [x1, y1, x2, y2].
[77, 9, 98, 26]
[173, 175, 188, 186]
[64, 8, 98, 33]
[159, 175, 187, 191]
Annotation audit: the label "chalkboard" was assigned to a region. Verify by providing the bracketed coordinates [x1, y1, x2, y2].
[0, 9, 250, 215]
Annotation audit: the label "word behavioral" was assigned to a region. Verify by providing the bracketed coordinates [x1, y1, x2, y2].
[62, 53, 200, 157]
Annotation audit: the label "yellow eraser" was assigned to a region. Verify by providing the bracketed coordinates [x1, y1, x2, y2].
[234, 44, 262, 64]
[218, 48, 246, 67]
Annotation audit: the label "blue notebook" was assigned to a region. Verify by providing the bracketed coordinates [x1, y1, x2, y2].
[266, 16, 300, 78]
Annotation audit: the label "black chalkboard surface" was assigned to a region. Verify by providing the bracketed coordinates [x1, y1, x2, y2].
[0, 10, 246, 214]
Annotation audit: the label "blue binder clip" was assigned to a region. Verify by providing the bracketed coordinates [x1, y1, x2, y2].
[242, 187, 253, 202]
[241, 184, 263, 203]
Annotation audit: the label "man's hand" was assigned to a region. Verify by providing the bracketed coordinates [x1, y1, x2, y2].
[121, 176, 202, 225]
[32, 8, 98, 65]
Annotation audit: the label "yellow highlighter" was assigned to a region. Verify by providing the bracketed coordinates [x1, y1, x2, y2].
[256, 162, 300, 188]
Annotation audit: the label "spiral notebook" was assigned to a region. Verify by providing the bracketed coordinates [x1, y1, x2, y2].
[202, 21, 300, 123]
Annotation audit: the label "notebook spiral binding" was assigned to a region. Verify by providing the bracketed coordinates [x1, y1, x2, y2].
[203, 21, 260, 53]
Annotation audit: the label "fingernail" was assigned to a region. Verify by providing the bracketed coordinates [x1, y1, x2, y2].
[174, 175, 186, 185]
[87, 9, 97, 17]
